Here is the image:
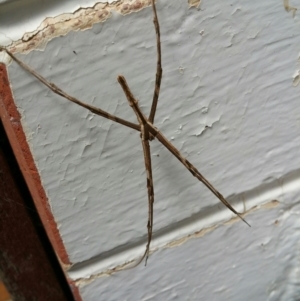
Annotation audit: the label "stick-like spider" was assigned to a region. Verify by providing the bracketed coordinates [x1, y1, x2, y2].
[0, 0, 249, 268]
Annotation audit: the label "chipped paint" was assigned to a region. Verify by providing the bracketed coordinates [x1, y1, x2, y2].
[165, 225, 218, 248]
[0, 49, 11, 64]
[3, 0, 206, 54]
[293, 70, 300, 86]
[188, 0, 201, 9]
[224, 200, 279, 226]
[7, 0, 153, 54]
[194, 119, 220, 137]
[167, 200, 279, 249]
[284, 0, 297, 17]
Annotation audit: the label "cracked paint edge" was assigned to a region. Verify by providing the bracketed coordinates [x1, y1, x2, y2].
[6, 0, 153, 54]
[73, 200, 279, 287]
[188, 0, 201, 9]
[5, 0, 199, 55]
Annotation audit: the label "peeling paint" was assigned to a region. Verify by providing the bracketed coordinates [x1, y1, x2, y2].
[168, 200, 279, 249]
[188, 0, 201, 9]
[4, 0, 208, 54]
[74, 261, 135, 286]
[293, 70, 300, 86]
[165, 225, 218, 248]
[284, 0, 297, 17]
[260, 199, 280, 209]
[7, 0, 153, 54]
[194, 119, 219, 137]
[224, 200, 279, 226]
[0, 49, 11, 64]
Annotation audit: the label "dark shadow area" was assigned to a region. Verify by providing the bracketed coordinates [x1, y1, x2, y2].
[0, 120, 75, 301]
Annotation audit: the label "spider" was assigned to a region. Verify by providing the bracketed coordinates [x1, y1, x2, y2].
[0, 0, 249, 268]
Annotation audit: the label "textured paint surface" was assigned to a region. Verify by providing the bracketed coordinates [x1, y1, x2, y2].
[79, 198, 300, 301]
[3, 0, 300, 299]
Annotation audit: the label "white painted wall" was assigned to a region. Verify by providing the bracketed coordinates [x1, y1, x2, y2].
[2, 0, 300, 300]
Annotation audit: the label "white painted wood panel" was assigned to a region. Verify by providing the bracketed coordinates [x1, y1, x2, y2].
[1, 0, 300, 299]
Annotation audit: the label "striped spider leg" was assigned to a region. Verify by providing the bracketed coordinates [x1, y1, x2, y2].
[0, 0, 249, 268]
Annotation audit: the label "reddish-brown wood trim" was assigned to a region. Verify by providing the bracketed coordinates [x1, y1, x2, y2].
[0, 281, 11, 301]
[69, 281, 83, 301]
[0, 63, 69, 264]
[0, 146, 69, 300]
[0, 63, 83, 301]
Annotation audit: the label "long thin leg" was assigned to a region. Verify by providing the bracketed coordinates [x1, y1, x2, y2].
[152, 127, 250, 227]
[135, 127, 154, 266]
[118, 74, 249, 226]
[148, 0, 162, 124]
[2, 0, 250, 269]
[118, 74, 249, 268]
[118, 75, 155, 266]
[118, 76, 149, 124]
[0, 47, 141, 132]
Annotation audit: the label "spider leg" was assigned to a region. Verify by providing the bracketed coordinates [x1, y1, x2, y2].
[118, 75, 155, 266]
[134, 125, 154, 266]
[151, 127, 250, 227]
[148, 0, 163, 124]
[1, 47, 140, 132]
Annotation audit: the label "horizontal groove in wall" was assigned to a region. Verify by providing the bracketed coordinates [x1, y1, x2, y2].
[68, 168, 300, 282]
